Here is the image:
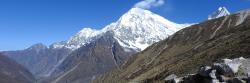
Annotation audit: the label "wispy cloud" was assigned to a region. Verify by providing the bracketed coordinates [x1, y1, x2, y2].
[134, 0, 165, 9]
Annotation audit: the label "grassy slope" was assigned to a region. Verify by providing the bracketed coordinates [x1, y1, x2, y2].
[93, 11, 250, 83]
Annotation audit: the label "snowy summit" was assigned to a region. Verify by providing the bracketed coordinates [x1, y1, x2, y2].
[52, 8, 191, 51]
[208, 7, 230, 20]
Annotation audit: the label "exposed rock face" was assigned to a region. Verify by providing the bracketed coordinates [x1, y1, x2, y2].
[48, 33, 136, 83]
[93, 9, 250, 83]
[165, 57, 250, 83]
[0, 53, 35, 83]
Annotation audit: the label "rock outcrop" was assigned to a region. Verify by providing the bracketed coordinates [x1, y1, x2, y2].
[165, 57, 250, 83]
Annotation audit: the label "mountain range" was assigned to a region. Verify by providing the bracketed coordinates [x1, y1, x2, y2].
[44, 8, 192, 83]
[3, 7, 191, 83]
[2, 6, 248, 83]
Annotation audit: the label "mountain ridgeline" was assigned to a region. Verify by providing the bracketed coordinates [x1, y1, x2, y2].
[46, 32, 137, 83]
[44, 8, 190, 83]
[2, 6, 250, 83]
[93, 9, 250, 83]
[2, 7, 190, 83]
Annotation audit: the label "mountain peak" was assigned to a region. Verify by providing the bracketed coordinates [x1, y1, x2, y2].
[52, 8, 191, 51]
[106, 8, 191, 51]
[27, 43, 48, 51]
[78, 28, 98, 34]
[116, 7, 183, 30]
[126, 7, 151, 15]
[117, 7, 154, 26]
[64, 28, 102, 49]
[218, 7, 227, 11]
[208, 6, 230, 20]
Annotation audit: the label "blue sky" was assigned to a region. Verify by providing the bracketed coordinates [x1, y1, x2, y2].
[0, 0, 250, 51]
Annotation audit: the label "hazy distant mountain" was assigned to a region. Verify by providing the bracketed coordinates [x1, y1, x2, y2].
[0, 53, 35, 83]
[93, 8, 250, 83]
[3, 43, 72, 78]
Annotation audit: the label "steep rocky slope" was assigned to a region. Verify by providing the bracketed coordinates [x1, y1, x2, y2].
[94, 9, 250, 83]
[48, 32, 136, 83]
[0, 53, 35, 83]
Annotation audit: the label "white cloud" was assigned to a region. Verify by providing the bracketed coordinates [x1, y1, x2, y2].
[134, 0, 165, 9]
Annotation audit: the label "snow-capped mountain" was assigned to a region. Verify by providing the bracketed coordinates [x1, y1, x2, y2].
[63, 28, 102, 50]
[49, 8, 192, 83]
[106, 8, 190, 51]
[51, 28, 104, 50]
[208, 7, 230, 20]
[94, 8, 250, 83]
[5, 7, 191, 80]
[52, 8, 190, 51]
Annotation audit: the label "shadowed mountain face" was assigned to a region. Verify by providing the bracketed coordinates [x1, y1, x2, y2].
[0, 53, 35, 83]
[48, 32, 137, 83]
[93, 9, 250, 83]
[3, 43, 72, 78]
